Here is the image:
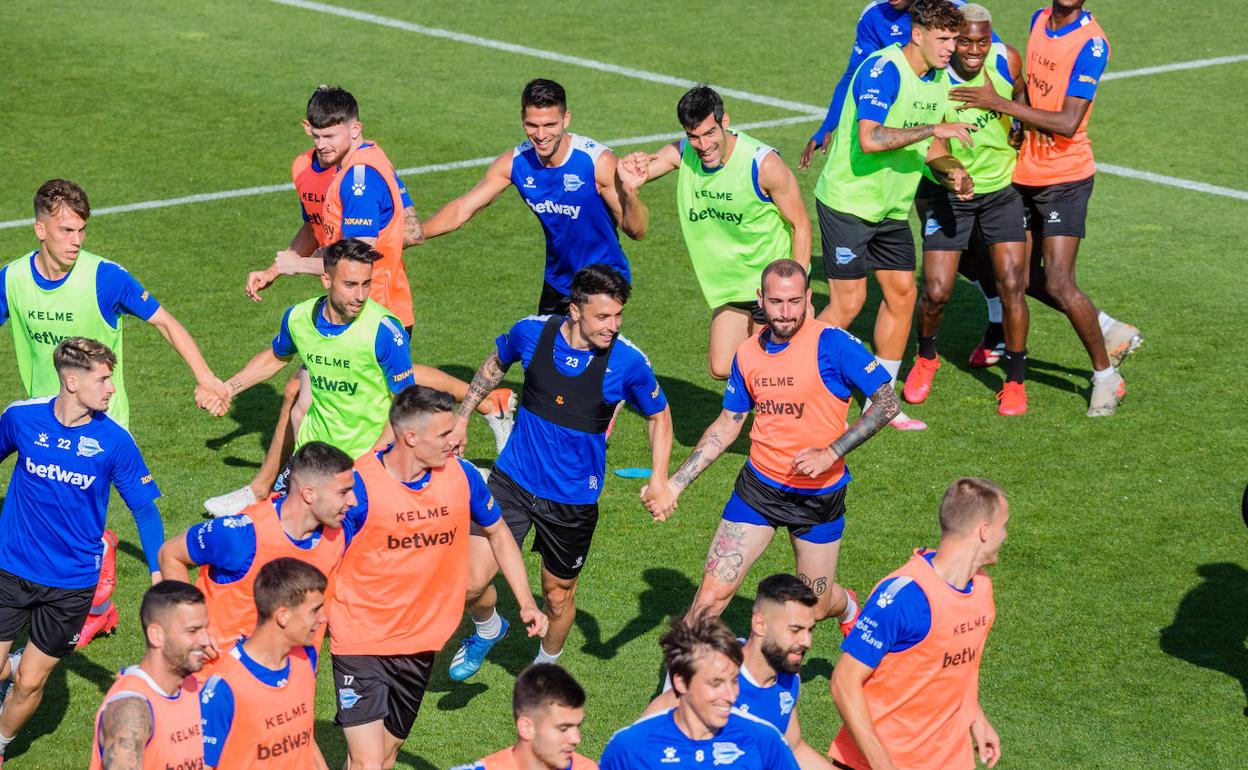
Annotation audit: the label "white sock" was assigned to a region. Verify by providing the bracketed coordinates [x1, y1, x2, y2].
[0, 731, 13, 755]
[986, 297, 1003, 324]
[473, 609, 503, 641]
[878, 358, 902, 384]
[839, 593, 859, 624]
[1092, 366, 1116, 382]
[534, 643, 562, 664]
[1097, 311, 1117, 335]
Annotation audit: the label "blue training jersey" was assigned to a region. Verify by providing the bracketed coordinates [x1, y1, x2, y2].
[510, 134, 630, 295]
[736, 660, 801, 736]
[493, 316, 667, 505]
[601, 708, 798, 770]
[0, 397, 161, 588]
[0, 252, 162, 327]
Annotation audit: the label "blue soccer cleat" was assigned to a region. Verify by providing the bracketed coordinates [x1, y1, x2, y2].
[448, 617, 509, 682]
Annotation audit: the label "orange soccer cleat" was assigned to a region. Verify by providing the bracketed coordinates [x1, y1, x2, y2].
[902, 356, 941, 404]
[839, 588, 861, 637]
[996, 381, 1028, 416]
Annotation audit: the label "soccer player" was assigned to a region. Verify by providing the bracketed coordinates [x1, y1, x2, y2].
[812, 0, 973, 431]
[200, 558, 329, 770]
[662, 260, 896, 634]
[421, 78, 643, 315]
[950, 0, 1140, 416]
[451, 664, 598, 770]
[445, 265, 673, 679]
[617, 85, 811, 380]
[88, 582, 209, 770]
[644, 575, 834, 770]
[157, 441, 355, 659]
[901, 4, 1031, 416]
[600, 612, 799, 770]
[328, 385, 548, 770]
[829, 478, 1006, 770]
[0, 338, 163, 766]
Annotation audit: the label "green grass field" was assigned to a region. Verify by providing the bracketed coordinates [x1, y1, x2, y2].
[2, 1, 1246, 767]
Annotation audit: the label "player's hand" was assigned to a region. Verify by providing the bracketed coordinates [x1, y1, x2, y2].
[203, 631, 222, 662]
[520, 605, 550, 638]
[273, 248, 306, 276]
[950, 71, 1005, 113]
[797, 132, 831, 170]
[150, 571, 162, 585]
[448, 417, 469, 457]
[640, 478, 677, 521]
[246, 265, 279, 302]
[934, 122, 975, 149]
[196, 377, 232, 417]
[1030, 128, 1057, 148]
[616, 152, 650, 192]
[971, 713, 1001, 768]
[792, 447, 839, 478]
[1008, 121, 1024, 149]
[946, 168, 974, 201]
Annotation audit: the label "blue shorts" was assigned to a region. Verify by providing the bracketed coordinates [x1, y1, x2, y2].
[722, 470, 846, 544]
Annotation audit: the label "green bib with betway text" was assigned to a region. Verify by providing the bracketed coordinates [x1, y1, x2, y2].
[945, 43, 1017, 194]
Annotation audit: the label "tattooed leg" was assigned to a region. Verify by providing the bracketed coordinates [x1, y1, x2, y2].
[686, 519, 775, 621]
[791, 534, 847, 621]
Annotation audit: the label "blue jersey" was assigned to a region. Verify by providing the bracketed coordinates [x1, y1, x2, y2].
[0, 252, 161, 326]
[343, 453, 500, 529]
[494, 316, 667, 504]
[736, 661, 801, 736]
[185, 496, 331, 584]
[849, 53, 942, 126]
[300, 149, 413, 227]
[0, 397, 161, 588]
[1030, 8, 1108, 101]
[601, 708, 798, 770]
[510, 134, 630, 295]
[272, 298, 415, 394]
[948, 48, 1015, 88]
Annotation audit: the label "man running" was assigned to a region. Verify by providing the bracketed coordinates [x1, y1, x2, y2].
[88, 582, 209, 770]
[600, 613, 799, 770]
[445, 265, 673, 680]
[812, 0, 973, 432]
[158, 441, 355, 660]
[451, 664, 599, 770]
[663, 260, 896, 634]
[328, 386, 548, 770]
[644, 575, 834, 770]
[0, 338, 164, 766]
[902, 4, 1031, 416]
[618, 85, 810, 380]
[200, 558, 329, 769]
[830, 478, 1006, 770]
[950, 0, 1140, 416]
[422, 79, 643, 315]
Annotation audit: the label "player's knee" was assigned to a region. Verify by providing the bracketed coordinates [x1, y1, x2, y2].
[706, 358, 732, 381]
[348, 758, 384, 770]
[545, 586, 577, 617]
[996, 271, 1025, 300]
[1043, 276, 1077, 307]
[923, 281, 953, 308]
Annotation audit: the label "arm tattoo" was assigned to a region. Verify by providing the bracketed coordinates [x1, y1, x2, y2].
[830, 383, 899, 458]
[458, 352, 508, 420]
[869, 123, 935, 151]
[706, 521, 748, 584]
[670, 411, 746, 490]
[402, 206, 425, 247]
[99, 696, 152, 770]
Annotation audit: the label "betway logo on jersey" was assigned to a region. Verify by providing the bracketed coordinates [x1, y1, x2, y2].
[387, 526, 457, 551]
[687, 206, 743, 226]
[309, 374, 357, 395]
[526, 199, 581, 219]
[754, 399, 805, 419]
[25, 457, 96, 490]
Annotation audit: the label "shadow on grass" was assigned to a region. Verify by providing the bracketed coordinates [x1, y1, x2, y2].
[316, 718, 438, 770]
[1159, 562, 1248, 716]
[6, 650, 116, 760]
[204, 382, 284, 465]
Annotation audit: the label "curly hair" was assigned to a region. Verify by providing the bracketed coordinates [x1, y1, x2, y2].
[910, 0, 965, 32]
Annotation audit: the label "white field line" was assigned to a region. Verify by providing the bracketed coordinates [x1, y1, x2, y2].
[1101, 54, 1248, 81]
[1097, 164, 1248, 202]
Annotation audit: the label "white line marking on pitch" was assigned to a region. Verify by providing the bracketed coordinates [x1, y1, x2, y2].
[1102, 54, 1248, 81]
[1097, 164, 1248, 202]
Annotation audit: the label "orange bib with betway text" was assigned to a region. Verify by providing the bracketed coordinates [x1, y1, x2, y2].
[328, 453, 471, 655]
[212, 646, 317, 770]
[320, 141, 414, 327]
[291, 150, 334, 230]
[89, 667, 203, 770]
[735, 319, 849, 490]
[830, 551, 995, 770]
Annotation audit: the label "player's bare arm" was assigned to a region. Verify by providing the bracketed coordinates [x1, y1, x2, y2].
[758, 151, 812, 269]
[639, 406, 676, 520]
[793, 382, 898, 478]
[449, 351, 510, 452]
[421, 152, 515, 239]
[224, 348, 291, 399]
[642, 687, 678, 717]
[640, 141, 683, 181]
[951, 73, 1092, 138]
[831, 656, 902, 770]
[156, 535, 195, 584]
[402, 205, 425, 247]
[668, 409, 749, 496]
[246, 222, 322, 302]
[603, 150, 648, 240]
[480, 517, 550, 638]
[785, 707, 837, 770]
[926, 145, 974, 201]
[98, 696, 153, 770]
[146, 307, 230, 416]
[971, 705, 1002, 768]
[858, 119, 974, 154]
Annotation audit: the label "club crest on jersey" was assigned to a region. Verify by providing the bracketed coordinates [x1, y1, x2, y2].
[77, 436, 104, 458]
[779, 690, 795, 715]
[870, 57, 888, 78]
[338, 688, 360, 709]
[712, 742, 744, 765]
[835, 247, 857, 265]
[924, 217, 940, 236]
[563, 173, 585, 192]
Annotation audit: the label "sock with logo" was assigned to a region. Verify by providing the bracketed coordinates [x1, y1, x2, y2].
[917, 336, 938, 360]
[473, 609, 503, 641]
[1004, 349, 1027, 384]
[534, 643, 562, 665]
[838, 592, 859, 624]
[1097, 310, 1118, 335]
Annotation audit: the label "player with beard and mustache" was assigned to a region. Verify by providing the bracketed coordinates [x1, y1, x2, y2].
[662, 259, 898, 641]
[644, 575, 835, 770]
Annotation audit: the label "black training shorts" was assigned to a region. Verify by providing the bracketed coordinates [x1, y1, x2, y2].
[922, 184, 1026, 252]
[333, 651, 435, 739]
[0, 569, 95, 658]
[478, 469, 599, 580]
[818, 199, 916, 280]
[1016, 175, 1094, 239]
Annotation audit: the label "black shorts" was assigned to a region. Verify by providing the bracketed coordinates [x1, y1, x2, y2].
[728, 466, 847, 538]
[817, 199, 916, 280]
[538, 282, 573, 316]
[922, 184, 1026, 252]
[725, 300, 767, 326]
[0, 569, 95, 658]
[1016, 175, 1094, 239]
[475, 469, 599, 580]
[333, 651, 435, 739]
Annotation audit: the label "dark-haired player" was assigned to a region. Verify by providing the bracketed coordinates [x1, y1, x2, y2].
[422, 79, 644, 315]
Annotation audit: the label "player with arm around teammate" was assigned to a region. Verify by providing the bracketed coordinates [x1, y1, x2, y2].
[88, 581, 210, 770]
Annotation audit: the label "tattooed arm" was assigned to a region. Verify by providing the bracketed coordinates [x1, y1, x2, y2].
[857, 120, 975, 154]
[669, 409, 749, 497]
[401, 205, 425, 247]
[98, 695, 153, 770]
[448, 352, 511, 454]
[792, 383, 899, 478]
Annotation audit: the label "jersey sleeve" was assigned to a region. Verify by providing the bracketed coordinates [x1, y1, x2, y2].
[337, 165, 395, 238]
[0, 265, 10, 326]
[495, 317, 542, 368]
[1067, 37, 1109, 101]
[393, 172, 414, 208]
[841, 577, 933, 668]
[722, 355, 754, 412]
[819, 327, 890, 398]
[340, 471, 370, 547]
[994, 50, 1014, 86]
[619, 345, 667, 417]
[200, 675, 235, 768]
[110, 435, 162, 510]
[762, 725, 801, 770]
[96, 262, 161, 324]
[271, 306, 297, 358]
[598, 735, 632, 770]
[458, 458, 501, 527]
[0, 404, 16, 459]
[185, 516, 258, 578]
[374, 316, 415, 394]
[853, 57, 901, 124]
[812, 35, 872, 141]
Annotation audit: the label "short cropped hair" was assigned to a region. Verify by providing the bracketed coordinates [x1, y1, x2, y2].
[34, 178, 90, 221]
[521, 79, 567, 113]
[959, 3, 992, 23]
[513, 663, 586, 719]
[910, 0, 964, 32]
[287, 441, 353, 489]
[677, 85, 725, 130]
[323, 238, 381, 272]
[53, 337, 116, 375]
[139, 581, 205, 648]
[306, 85, 359, 129]
[760, 259, 810, 291]
[569, 264, 631, 308]
[754, 574, 818, 611]
[389, 384, 456, 429]
[254, 558, 327, 624]
[661, 611, 743, 689]
[939, 477, 1006, 535]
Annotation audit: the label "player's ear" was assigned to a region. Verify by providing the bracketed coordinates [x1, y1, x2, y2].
[301, 119, 313, 136]
[516, 714, 535, 741]
[320, 272, 332, 291]
[751, 610, 767, 638]
[721, 113, 731, 131]
[32, 219, 46, 242]
[147, 622, 165, 650]
[562, 109, 571, 129]
[349, 120, 362, 140]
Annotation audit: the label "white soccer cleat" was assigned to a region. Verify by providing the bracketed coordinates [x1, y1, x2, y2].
[1087, 371, 1127, 417]
[484, 390, 517, 455]
[1103, 321, 1143, 369]
[203, 485, 257, 518]
[0, 647, 22, 700]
